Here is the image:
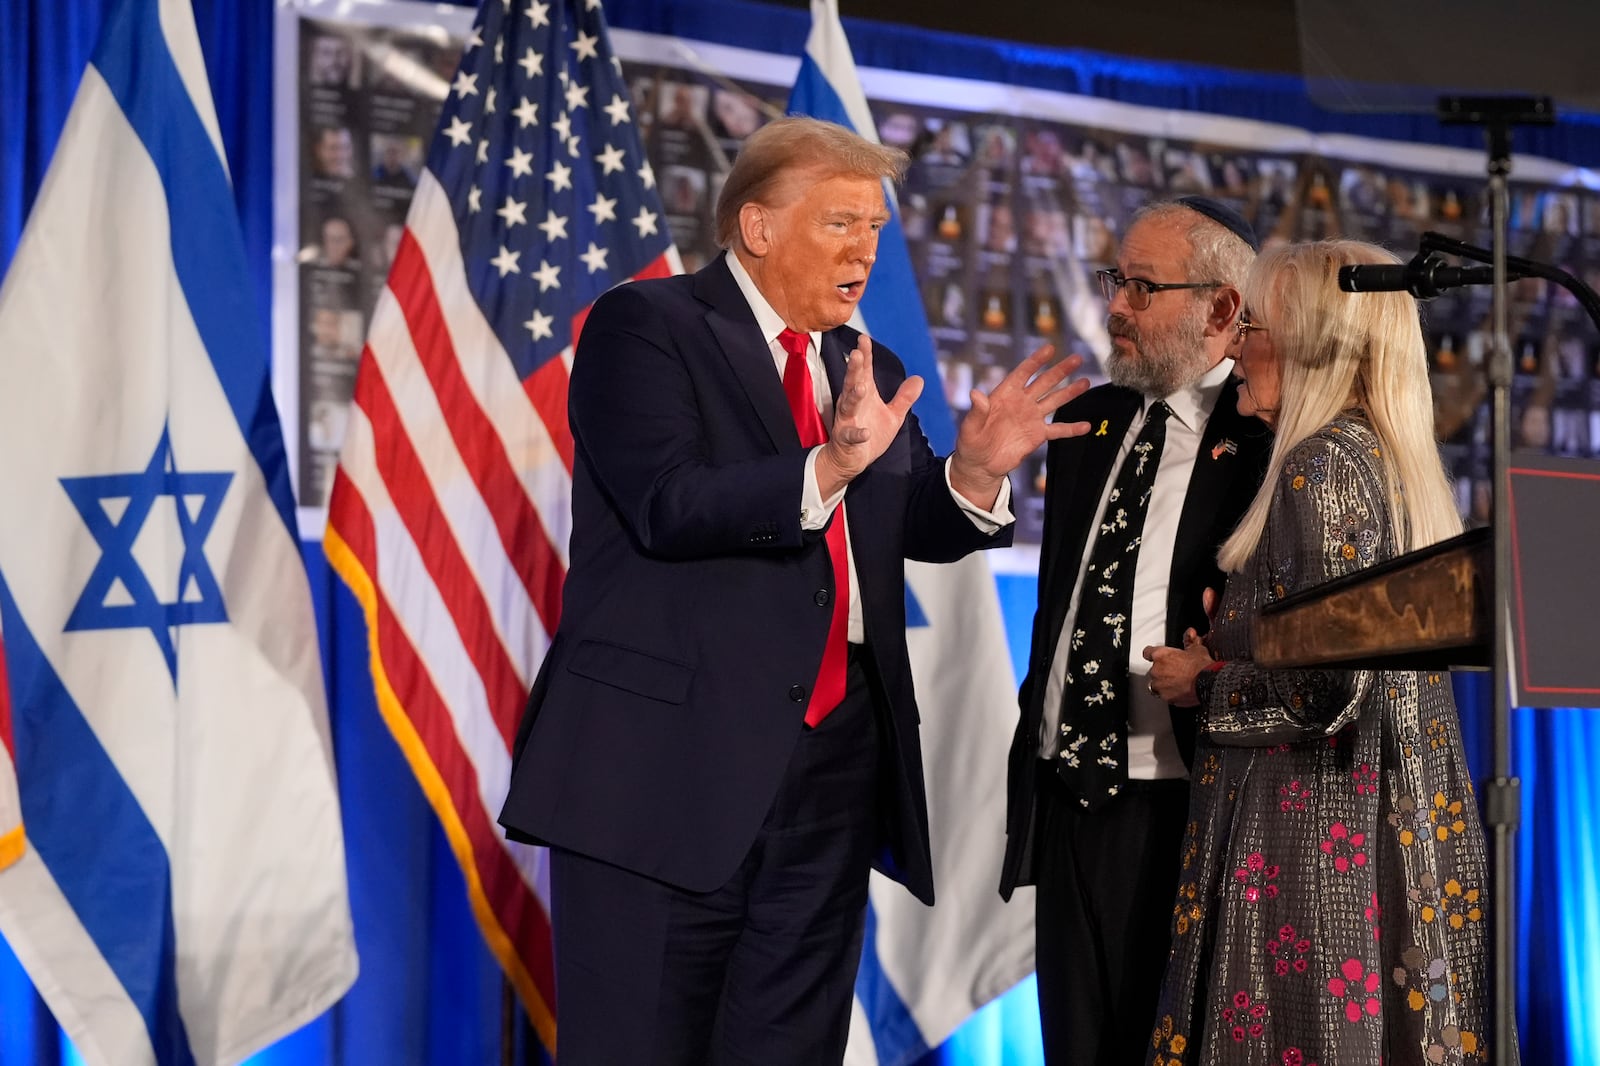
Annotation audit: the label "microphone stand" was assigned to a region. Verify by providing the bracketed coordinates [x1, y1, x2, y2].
[1349, 152, 1600, 1066]
[1410, 229, 1600, 329]
[1437, 94, 1553, 1066]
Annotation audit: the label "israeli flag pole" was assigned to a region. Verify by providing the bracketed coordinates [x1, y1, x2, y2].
[786, 5, 1039, 1064]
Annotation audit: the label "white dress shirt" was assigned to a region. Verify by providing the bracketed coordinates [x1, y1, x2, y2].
[725, 251, 1012, 643]
[1038, 359, 1235, 778]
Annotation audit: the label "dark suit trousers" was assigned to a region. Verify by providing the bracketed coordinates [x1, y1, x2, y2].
[549, 653, 881, 1066]
[1033, 762, 1189, 1066]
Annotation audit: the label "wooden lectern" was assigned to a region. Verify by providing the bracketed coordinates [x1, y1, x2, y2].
[1255, 526, 1490, 672]
[1255, 453, 1600, 709]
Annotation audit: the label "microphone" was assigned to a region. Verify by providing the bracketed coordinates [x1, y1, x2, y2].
[1337, 255, 1511, 299]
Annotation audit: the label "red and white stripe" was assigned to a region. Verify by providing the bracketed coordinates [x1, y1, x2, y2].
[326, 170, 675, 1047]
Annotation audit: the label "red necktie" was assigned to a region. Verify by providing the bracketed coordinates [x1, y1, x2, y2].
[778, 328, 849, 726]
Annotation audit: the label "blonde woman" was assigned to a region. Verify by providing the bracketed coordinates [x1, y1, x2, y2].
[1142, 240, 1500, 1065]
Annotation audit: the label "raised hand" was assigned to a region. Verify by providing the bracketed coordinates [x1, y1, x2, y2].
[814, 335, 923, 497]
[949, 345, 1092, 509]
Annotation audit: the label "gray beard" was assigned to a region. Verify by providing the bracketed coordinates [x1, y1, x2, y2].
[1104, 313, 1211, 398]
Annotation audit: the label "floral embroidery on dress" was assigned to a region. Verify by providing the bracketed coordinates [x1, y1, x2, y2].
[1430, 879, 1484, 930]
[1145, 419, 1501, 1066]
[1427, 1025, 1481, 1063]
[1150, 1015, 1187, 1066]
[1352, 763, 1379, 795]
[1392, 945, 1449, 1012]
[1234, 851, 1281, 902]
[1410, 870, 1441, 915]
[1390, 793, 1428, 846]
[1221, 989, 1269, 1042]
[1182, 821, 1201, 868]
[1279, 778, 1312, 812]
[1265, 923, 1312, 976]
[1332, 510, 1380, 564]
[1430, 791, 1469, 842]
[1327, 957, 1382, 1023]
[1173, 878, 1203, 935]
[1284, 451, 1328, 488]
[1319, 821, 1368, 873]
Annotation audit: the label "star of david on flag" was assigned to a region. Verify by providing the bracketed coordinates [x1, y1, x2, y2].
[61, 427, 232, 681]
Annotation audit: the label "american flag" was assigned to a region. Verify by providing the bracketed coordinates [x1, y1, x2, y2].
[325, 0, 676, 1049]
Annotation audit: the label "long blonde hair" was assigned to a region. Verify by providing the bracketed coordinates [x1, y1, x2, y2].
[1218, 240, 1462, 572]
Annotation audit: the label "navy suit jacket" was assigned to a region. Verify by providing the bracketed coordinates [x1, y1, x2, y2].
[998, 380, 1270, 899]
[499, 255, 1009, 905]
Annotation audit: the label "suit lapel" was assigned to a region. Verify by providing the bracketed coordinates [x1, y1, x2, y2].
[1163, 380, 1268, 766]
[1171, 384, 1249, 584]
[820, 327, 850, 402]
[1167, 381, 1270, 640]
[1042, 388, 1140, 585]
[694, 257, 799, 452]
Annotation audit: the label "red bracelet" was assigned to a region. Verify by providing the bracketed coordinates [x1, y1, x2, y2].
[1204, 659, 1227, 673]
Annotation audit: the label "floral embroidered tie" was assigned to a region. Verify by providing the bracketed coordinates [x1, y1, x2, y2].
[1056, 400, 1170, 809]
[778, 328, 849, 726]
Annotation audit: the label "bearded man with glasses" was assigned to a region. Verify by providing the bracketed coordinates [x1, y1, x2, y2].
[1001, 196, 1272, 1065]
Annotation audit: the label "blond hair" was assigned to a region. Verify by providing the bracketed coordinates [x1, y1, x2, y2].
[714, 116, 908, 249]
[1218, 239, 1462, 571]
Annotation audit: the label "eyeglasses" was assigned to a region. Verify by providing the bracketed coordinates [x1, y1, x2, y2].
[1235, 311, 1269, 341]
[1096, 268, 1222, 311]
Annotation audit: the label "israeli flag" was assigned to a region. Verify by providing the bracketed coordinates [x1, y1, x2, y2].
[787, 4, 1038, 1064]
[0, 625, 18, 873]
[0, 1, 357, 1063]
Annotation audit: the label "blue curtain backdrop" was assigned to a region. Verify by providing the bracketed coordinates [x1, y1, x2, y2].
[3, 1, 1599, 1064]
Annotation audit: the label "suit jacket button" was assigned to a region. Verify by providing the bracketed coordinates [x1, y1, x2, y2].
[788, 684, 806, 702]
[814, 589, 830, 607]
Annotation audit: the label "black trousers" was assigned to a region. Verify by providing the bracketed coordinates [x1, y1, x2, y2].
[549, 653, 881, 1066]
[1033, 762, 1190, 1066]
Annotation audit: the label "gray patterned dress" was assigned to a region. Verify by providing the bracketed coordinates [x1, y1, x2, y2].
[1147, 416, 1500, 1066]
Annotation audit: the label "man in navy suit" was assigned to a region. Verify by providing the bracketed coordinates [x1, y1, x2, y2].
[498, 116, 1090, 1066]
[999, 198, 1270, 1065]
